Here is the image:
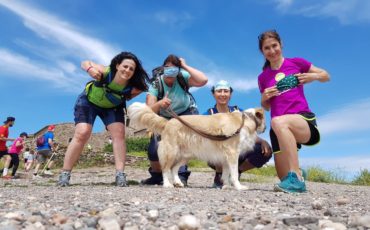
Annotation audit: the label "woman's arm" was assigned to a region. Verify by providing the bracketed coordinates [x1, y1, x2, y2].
[81, 60, 106, 81]
[260, 85, 279, 111]
[15, 140, 22, 147]
[296, 64, 330, 84]
[146, 94, 171, 114]
[180, 58, 208, 87]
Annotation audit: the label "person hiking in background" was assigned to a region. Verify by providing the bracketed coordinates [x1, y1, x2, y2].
[33, 125, 55, 178]
[0, 116, 15, 177]
[2, 132, 28, 179]
[23, 147, 30, 165]
[204, 80, 272, 188]
[257, 30, 330, 193]
[141, 54, 208, 186]
[58, 51, 150, 187]
[25, 149, 36, 172]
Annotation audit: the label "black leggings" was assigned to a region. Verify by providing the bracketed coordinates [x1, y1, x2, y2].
[9, 154, 20, 176]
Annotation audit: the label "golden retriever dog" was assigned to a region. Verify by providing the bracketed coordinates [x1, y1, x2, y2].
[127, 102, 266, 190]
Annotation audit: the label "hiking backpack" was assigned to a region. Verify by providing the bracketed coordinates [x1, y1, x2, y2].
[85, 70, 133, 108]
[36, 135, 45, 147]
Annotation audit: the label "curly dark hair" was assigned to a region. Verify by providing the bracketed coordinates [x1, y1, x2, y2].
[109, 51, 150, 91]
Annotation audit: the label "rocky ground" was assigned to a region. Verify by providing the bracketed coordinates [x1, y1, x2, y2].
[0, 167, 369, 230]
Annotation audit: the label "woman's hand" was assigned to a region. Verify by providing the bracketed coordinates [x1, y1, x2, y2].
[261, 140, 272, 157]
[263, 86, 279, 101]
[179, 57, 187, 68]
[87, 67, 103, 81]
[295, 72, 318, 85]
[159, 92, 171, 109]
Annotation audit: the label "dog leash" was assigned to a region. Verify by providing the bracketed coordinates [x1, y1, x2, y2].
[166, 108, 246, 141]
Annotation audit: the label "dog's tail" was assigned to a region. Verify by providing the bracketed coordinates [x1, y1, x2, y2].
[127, 102, 168, 134]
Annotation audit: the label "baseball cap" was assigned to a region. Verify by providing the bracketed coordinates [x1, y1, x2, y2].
[20, 132, 28, 138]
[48, 125, 55, 131]
[3, 116, 15, 124]
[213, 80, 232, 91]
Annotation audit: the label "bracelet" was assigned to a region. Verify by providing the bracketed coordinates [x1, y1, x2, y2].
[86, 66, 94, 72]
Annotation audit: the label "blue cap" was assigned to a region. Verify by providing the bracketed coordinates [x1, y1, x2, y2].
[213, 80, 231, 91]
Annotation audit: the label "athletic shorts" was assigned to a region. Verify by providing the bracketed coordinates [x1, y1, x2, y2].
[36, 149, 52, 163]
[0, 150, 10, 159]
[74, 93, 125, 127]
[270, 112, 320, 154]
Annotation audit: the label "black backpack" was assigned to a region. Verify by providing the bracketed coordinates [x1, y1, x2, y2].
[151, 66, 194, 101]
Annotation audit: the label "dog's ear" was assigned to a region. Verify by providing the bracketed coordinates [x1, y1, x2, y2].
[255, 108, 264, 120]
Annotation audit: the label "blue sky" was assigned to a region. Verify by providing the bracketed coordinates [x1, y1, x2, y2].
[1, 0, 369, 179]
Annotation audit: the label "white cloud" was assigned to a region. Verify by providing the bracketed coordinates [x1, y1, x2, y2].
[0, 49, 84, 92]
[154, 11, 194, 29]
[272, 0, 370, 25]
[0, 0, 117, 63]
[319, 98, 370, 135]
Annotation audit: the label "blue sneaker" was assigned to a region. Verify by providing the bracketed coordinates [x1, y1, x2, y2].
[274, 171, 306, 193]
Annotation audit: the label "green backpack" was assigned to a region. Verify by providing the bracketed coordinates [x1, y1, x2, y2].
[85, 70, 132, 108]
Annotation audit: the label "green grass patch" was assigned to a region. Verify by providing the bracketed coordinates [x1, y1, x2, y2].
[127, 151, 147, 158]
[188, 159, 208, 168]
[352, 169, 370, 186]
[306, 166, 347, 184]
[247, 165, 277, 177]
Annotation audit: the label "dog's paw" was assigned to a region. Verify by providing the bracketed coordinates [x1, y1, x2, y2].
[221, 185, 233, 190]
[235, 185, 249, 191]
[174, 182, 184, 188]
[163, 182, 174, 188]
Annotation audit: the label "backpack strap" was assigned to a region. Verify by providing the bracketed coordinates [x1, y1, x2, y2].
[85, 71, 131, 108]
[231, 105, 240, 112]
[208, 108, 216, 115]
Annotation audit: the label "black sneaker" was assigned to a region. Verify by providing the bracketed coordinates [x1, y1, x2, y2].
[178, 171, 191, 187]
[140, 171, 163, 185]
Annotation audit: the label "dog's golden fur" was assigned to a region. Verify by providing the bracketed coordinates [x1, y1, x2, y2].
[128, 102, 266, 190]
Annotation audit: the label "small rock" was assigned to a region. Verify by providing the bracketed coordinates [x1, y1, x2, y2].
[319, 219, 347, 230]
[98, 217, 120, 230]
[148, 209, 159, 221]
[74, 220, 84, 229]
[349, 215, 370, 228]
[99, 208, 117, 218]
[336, 197, 350, 205]
[178, 215, 201, 230]
[4, 212, 23, 221]
[52, 214, 68, 225]
[283, 217, 319, 226]
[222, 215, 233, 223]
[27, 215, 43, 223]
[323, 209, 334, 216]
[311, 200, 323, 210]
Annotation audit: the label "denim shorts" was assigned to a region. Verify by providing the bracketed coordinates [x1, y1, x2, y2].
[270, 112, 320, 154]
[74, 93, 125, 126]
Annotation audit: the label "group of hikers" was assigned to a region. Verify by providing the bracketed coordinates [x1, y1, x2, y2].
[0, 121, 56, 179]
[3, 30, 330, 193]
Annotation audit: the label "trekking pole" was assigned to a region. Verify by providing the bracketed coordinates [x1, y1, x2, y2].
[40, 151, 56, 175]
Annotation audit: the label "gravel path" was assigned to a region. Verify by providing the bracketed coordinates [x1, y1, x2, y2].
[0, 167, 369, 229]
